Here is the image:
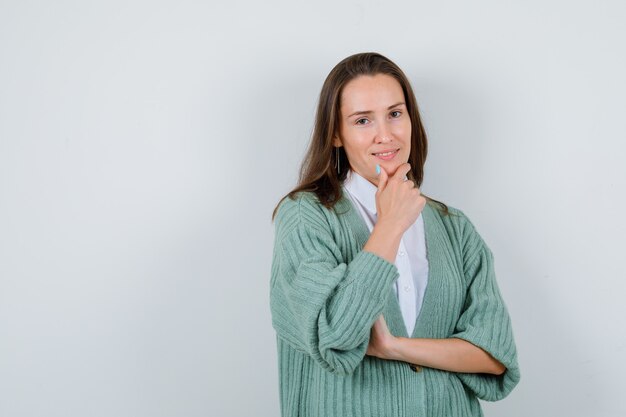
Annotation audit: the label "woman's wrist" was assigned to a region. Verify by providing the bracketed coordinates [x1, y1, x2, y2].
[385, 336, 407, 362]
[374, 217, 405, 238]
[363, 220, 404, 264]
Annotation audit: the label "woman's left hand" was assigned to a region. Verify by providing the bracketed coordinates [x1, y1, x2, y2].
[366, 314, 398, 360]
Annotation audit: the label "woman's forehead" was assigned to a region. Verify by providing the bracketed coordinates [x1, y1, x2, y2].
[340, 74, 405, 114]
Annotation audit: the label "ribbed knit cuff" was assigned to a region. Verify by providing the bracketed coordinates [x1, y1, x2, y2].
[342, 250, 400, 294]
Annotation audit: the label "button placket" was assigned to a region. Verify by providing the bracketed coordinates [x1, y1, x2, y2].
[395, 238, 417, 336]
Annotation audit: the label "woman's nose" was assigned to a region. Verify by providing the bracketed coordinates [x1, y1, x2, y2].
[375, 121, 392, 143]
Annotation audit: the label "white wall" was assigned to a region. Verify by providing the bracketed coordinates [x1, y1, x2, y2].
[1, 1, 625, 416]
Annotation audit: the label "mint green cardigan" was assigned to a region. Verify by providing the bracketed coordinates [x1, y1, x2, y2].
[269, 191, 520, 417]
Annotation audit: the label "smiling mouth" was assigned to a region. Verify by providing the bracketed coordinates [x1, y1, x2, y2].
[372, 149, 399, 160]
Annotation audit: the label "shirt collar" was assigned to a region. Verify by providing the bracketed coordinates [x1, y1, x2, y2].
[342, 169, 378, 215]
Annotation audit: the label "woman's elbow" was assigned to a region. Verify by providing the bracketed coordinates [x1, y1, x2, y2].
[316, 345, 367, 376]
[479, 347, 506, 375]
[489, 361, 507, 375]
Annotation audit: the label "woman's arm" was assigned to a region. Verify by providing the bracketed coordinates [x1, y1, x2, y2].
[366, 315, 506, 375]
[270, 196, 402, 376]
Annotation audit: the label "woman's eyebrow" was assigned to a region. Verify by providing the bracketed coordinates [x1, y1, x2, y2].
[347, 102, 406, 118]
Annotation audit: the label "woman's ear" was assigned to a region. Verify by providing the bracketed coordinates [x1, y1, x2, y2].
[333, 136, 342, 147]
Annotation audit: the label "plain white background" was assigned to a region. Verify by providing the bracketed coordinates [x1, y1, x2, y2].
[1, 0, 625, 416]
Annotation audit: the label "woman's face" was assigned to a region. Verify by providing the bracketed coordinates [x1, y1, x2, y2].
[334, 73, 411, 186]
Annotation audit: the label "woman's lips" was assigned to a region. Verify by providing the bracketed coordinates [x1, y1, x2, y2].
[372, 149, 399, 161]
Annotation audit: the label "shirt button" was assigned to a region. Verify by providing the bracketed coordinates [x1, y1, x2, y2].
[404, 285, 411, 292]
[409, 363, 421, 372]
[399, 250, 405, 256]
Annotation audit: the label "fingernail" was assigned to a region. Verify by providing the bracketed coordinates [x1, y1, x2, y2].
[376, 164, 380, 175]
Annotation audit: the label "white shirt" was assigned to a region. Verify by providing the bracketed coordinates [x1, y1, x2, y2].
[342, 169, 429, 336]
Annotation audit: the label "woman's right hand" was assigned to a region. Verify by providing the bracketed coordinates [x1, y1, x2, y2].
[375, 163, 426, 234]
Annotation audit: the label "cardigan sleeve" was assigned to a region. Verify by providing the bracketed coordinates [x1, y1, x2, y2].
[450, 211, 521, 401]
[269, 195, 400, 376]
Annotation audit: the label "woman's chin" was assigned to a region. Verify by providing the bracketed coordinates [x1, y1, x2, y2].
[382, 162, 403, 177]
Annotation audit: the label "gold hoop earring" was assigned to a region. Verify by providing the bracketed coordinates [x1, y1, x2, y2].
[335, 147, 340, 174]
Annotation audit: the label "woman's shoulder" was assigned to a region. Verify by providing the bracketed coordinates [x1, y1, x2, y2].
[426, 199, 487, 251]
[274, 191, 333, 234]
[275, 190, 323, 216]
[426, 198, 465, 225]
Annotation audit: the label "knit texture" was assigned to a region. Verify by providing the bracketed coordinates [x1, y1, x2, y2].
[269, 191, 520, 417]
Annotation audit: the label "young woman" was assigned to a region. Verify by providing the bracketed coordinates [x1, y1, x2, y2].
[269, 52, 520, 417]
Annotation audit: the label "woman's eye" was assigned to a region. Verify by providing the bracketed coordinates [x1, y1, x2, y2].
[356, 118, 369, 125]
[391, 111, 402, 118]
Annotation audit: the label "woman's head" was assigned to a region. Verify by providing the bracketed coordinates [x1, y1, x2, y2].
[333, 72, 412, 186]
[320, 52, 427, 185]
[272, 52, 447, 220]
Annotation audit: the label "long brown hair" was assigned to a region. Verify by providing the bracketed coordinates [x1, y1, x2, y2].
[271, 52, 450, 221]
